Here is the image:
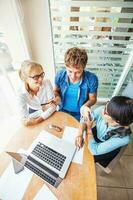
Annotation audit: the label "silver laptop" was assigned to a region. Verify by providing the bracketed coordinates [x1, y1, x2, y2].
[7, 130, 77, 188]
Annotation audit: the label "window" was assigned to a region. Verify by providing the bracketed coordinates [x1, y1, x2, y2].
[49, 0, 133, 99]
[0, 0, 30, 117]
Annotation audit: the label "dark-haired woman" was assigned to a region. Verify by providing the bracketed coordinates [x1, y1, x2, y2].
[75, 96, 133, 167]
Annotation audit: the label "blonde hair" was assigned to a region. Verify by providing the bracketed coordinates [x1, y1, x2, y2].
[19, 60, 43, 96]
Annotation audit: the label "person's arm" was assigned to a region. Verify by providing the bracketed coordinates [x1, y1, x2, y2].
[18, 101, 44, 126]
[23, 117, 44, 126]
[85, 73, 98, 107]
[53, 70, 62, 105]
[75, 121, 87, 149]
[40, 103, 56, 119]
[80, 93, 97, 121]
[23, 104, 57, 126]
[88, 135, 131, 155]
[84, 93, 97, 107]
[17, 100, 44, 126]
[38, 79, 57, 120]
[53, 86, 61, 105]
[17, 83, 56, 126]
[80, 73, 98, 120]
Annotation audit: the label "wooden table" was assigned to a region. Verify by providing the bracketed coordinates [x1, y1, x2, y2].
[0, 112, 97, 200]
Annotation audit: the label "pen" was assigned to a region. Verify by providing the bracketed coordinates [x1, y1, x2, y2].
[41, 102, 50, 106]
[77, 147, 80, 151]
[41, 99, 53, 106]
[88, 111, 92, 121]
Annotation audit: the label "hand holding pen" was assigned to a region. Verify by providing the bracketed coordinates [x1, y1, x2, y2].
[75, 135, 84, 151]
[41, 99, 56, 111]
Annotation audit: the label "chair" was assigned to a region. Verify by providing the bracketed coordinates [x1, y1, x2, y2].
[96, 145, 127, 174]
[122, 78, 133, 99]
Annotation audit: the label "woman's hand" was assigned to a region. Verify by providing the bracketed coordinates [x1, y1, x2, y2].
[75, 134, 84, 149]
[42, 101, 56, 111]
[23, 117, 44, 126]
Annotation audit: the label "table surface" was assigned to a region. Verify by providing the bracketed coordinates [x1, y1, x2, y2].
[0, 111, 97, 200]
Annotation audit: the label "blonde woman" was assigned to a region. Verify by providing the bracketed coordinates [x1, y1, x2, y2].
[18, 60, 57, 126]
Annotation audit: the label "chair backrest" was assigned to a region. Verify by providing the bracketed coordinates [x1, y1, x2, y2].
[105, 145, 128, 173]
[122, 79, 133, 99]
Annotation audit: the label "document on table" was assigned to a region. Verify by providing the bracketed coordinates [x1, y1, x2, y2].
[62, 126, 84, 165]
[0, 149, 33, 200]
[33, 185, 58, 200]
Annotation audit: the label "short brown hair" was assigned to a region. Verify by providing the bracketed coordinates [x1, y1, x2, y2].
[64, 47, 88, 69]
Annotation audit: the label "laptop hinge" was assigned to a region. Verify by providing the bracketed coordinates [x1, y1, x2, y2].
[25, 155, 63, 187]
[54, 177, 62, 188]
[27, 155, 59, 178]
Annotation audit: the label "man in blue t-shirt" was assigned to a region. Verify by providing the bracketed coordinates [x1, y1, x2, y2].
[53, 47, 98, 121]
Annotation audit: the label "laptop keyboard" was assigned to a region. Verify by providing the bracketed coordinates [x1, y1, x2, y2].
[32, 142, 66, 171]
[25, 160, 56, 186]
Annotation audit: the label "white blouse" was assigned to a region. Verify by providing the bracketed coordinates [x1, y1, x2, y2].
[17, 79, 56, 120]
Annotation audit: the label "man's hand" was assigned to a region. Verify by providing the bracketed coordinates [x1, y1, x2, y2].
[52, 96, 61, 106]
[80, 105, 91, 122]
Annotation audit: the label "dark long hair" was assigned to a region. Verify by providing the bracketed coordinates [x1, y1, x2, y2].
[105, 96, 133, 139]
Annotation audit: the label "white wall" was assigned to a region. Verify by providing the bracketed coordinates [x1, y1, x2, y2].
[21, 0, 55, 84]
[0, 0, 30, 66]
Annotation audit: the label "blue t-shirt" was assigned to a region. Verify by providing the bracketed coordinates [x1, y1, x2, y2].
[63, 81, 80, 112]
[88, 106, 132, 155]
[55, 69, 98, 112]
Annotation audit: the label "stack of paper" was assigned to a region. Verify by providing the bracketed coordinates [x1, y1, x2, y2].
[0, 160, 33, 200]
[62, 126, 84, 165]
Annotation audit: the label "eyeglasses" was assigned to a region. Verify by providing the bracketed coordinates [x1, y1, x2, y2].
[104, 102, 120, 123]
[29, 72, 45, 81]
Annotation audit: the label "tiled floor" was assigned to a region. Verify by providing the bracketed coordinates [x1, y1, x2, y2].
[96, 127, 133, 200]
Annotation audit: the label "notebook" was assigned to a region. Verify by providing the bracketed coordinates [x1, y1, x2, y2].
[7, 130, 77, 188]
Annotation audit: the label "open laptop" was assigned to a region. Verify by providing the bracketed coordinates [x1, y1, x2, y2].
[7, 130, 77, 188]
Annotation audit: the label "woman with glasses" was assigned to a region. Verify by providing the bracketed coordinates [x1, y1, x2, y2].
[75, 96, 133, 167]
[18, 60, 57, 126]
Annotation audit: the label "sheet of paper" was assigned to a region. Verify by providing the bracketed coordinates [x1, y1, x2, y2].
[33, 185, 58, 200]
[0, 149, 33, 200]
[62, 126, 84, 165]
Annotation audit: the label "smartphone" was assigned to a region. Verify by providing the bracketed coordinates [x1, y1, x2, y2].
[88, 111, 92, 121]
[48, 124, 62, 132]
